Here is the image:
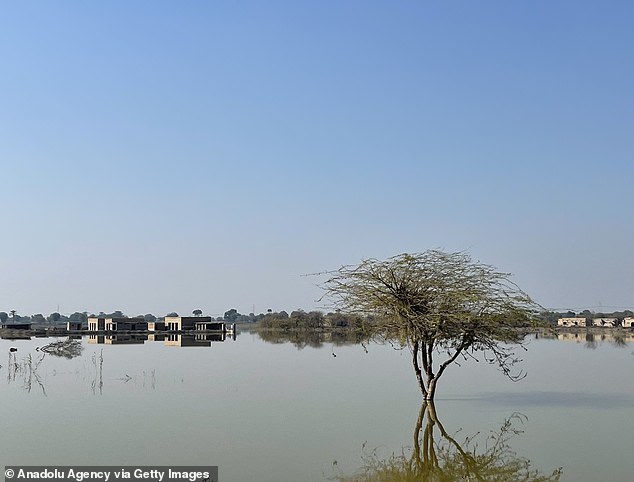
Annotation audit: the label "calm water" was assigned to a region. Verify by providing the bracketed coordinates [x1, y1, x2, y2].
[1, 331, 633, 481]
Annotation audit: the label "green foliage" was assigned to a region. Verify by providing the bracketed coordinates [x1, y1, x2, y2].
[258, 310, 366, 332]
[322, 250, 540, 400]
[224, 308, 239, 323]
[69, 312, 88, 323]
[47, 312, 61, 323]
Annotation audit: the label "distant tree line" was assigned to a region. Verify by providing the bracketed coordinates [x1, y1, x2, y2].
[257, 309, 368, 331]
[3, 307, 633, 330]
[1, 307, 371, 331]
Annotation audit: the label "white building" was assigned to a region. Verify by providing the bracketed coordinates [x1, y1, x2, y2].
[592, 317, 617, 327]
[557, 317, 587, 327]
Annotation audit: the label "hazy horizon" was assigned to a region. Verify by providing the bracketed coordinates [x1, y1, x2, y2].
[2, 2, 633, 317]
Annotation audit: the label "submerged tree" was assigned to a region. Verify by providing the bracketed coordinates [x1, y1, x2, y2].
[323, 250, 538, 401]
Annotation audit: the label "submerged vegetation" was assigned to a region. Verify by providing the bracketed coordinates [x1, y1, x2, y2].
[38, 338, 83, 359]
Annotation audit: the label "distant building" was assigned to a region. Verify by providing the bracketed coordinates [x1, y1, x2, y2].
[147, 321, 166, 332]
[592, 317, 618, 327]
[0, 323, 32, 330]
[67, 321, 83, 331]
[104, 317, 147, 331]
[194, 320, 226, 331]
[164, 316, 224, 331]
[622, 317, 634, 328]
[88, 317, 105, 331]
[557, 317, 587, 327]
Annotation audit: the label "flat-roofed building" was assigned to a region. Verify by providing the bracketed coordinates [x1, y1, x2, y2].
[67, 321, 83, 331]
[557, 317, 587, 327]
[147, 321, 166, 332]
[104, 317, 147, 331]
[592, 317, 617, 327]
[165, 316, 221, 331]
[622, 317, 634, 328]
[0, 323, 32, 330]
[88, 317, 106, 331]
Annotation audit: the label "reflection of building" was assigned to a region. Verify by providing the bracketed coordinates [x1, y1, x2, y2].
[557, 317, 587, 327]
[104, 334, 147, 345]
[592, 317, 617, 327]
[623, 317, 634, 328]
[88, 335, 105, 344]
[557, 330, 634, 344]
[557, 332, 586, 342]
[164, 334, 213, 347]
[164, 316, 224, 331]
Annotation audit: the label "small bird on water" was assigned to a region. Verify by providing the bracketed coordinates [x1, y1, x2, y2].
[9, 347, 17, 352]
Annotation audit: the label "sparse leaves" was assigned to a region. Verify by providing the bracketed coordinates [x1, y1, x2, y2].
[322, 250, 539, 400]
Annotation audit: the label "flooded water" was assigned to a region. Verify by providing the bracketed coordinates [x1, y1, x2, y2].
[1, 330, 633, 481]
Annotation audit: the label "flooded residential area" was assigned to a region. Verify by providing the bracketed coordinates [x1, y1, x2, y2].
[3, 1, 634, 481]
[2, 322, 634, 481]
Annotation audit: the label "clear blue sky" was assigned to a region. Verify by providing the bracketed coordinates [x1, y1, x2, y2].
[2, 1, 633, 317]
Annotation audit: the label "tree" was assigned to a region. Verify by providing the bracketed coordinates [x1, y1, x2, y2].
[0, 312, 7, 323]
[224, 309, 240, 323]
[31, 314, 47, 325]
[69, 312, 88, 324]
[47, 312, 61, 324]
[193, 309, 203, 316]
[323, 250, 538, 401]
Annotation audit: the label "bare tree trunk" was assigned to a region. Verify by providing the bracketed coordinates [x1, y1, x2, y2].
[412, 341, 427, 397]
[426, 377, 437, 401]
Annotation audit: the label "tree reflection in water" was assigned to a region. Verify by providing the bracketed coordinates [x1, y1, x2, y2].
[334, 402, 562, 482]
[257, 329, 369, 349]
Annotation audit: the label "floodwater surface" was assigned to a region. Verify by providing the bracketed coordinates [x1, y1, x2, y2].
[1, 331, 633, 481]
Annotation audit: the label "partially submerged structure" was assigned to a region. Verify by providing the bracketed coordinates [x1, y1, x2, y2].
[592, 317, 618, 327]
[88, 317, 147, 331]
[88, 315, 228, 333]
[164, 316, 224, 332]
[0, 322, 32, 330]
[66, 321, 84, 331]
[557, 317, 587, 327]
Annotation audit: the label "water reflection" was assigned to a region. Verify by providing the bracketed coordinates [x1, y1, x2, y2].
[335, 402, 562, 482]
[91, 349, 103, 395]
[6, 351, 47, 395]
[88, 333, 231, 346]
[556, 330, 632, 347]
[257, 329, 369, 348]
